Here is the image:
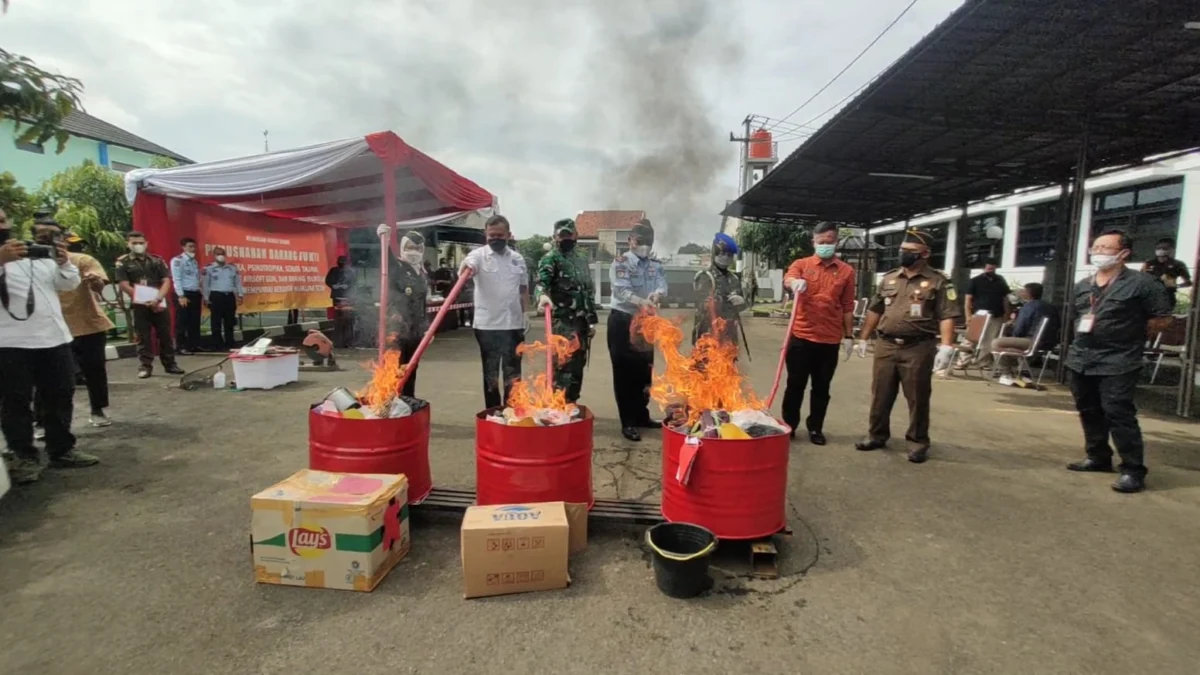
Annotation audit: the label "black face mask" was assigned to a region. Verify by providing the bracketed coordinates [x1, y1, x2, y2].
[337, 259, 346, 268]
[558, 239, 576, 254]
[487, 239, 508, 253]
[0, 229, 9, 244]
[899, 251, 922, 268]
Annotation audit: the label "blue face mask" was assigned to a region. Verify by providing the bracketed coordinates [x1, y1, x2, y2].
[815, 243, 836, 259]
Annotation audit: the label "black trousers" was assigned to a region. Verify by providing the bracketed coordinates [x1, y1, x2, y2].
[1067, 369, 1146, 477]
[781, 338, 841, 434]
[133, 305, 177, 369]
[474, 329, 524, 409]
[72, 331, 110, 413]
[607, 310, 654, 427]
[398, 337, 419, 398]
[173, 290, 202, 351]
[332, 301, 355, 348]
[208, 291, 238, 350]
[0, 344, 76, 460]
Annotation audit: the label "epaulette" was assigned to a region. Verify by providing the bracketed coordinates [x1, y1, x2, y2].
[615, 253, 628, 263]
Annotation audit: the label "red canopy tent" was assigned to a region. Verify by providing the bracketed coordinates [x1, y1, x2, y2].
[125, 131, 495, 351]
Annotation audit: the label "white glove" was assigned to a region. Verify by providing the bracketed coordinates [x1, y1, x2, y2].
[933, 344, 956, 372]
[727, 294, 745, 307]
[536, 294, 552, 311]
[648, 293, 663, 307]
[842, 338, 854, 361]
[789, 279, 807, 294]
[853, 339, 868, 359]
[376, 223, 391, 238]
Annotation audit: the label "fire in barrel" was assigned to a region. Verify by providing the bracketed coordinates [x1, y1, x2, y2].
[309, 344, 433, 503]
[476, 331, 594, 508]
[634, 309, 791, 540]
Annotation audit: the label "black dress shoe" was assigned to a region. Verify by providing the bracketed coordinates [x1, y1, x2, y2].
[808, 430, 827, 446]
[907, 448, 929, 464]
[621, 427, 642, 442]
[1112, 474, 1145, 493]
[854, 438, 886, 451]
[164, 365, 186, 375]
[1066, 458, 1114, 472]
[635, 417, 659, 430]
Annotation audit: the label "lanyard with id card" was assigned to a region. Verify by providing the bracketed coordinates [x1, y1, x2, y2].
[1079, 274, 1118, 334]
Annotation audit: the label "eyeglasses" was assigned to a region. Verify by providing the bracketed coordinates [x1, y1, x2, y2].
[1089, 246, 1122, 254]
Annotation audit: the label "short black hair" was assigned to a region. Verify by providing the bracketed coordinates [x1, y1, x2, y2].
[127, 231, 146, 240]
[180, 237, 196, 246]
[983, 257, 999, 267]
[485, 215, 511, 232]
[1024, 282, 1044, 300]
[1098, 228, 1132, 252]
[1157, 237, 1175, 247]
[812, 222, 838, 236]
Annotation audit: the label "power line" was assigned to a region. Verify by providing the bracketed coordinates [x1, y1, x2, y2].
[765, 0, 920, 132]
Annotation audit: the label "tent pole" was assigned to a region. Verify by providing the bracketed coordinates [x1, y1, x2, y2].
[378, 164, 399, 357]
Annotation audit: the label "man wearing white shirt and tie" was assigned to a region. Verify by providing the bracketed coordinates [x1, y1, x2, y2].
[0, 210, 101, 485]
[460, 215, 529, 409]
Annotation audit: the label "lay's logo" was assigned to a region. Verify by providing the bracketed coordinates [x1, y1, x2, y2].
[492, 505, 541, 522]
[288, 526, 332, 558]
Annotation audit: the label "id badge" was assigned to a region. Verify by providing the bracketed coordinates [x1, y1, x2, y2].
[909, 303, 923, 318]
[1077, 313, 1095, 334]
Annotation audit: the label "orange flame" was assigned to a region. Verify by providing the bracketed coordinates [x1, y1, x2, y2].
[632, 307, 761, 422]
[505, 333, 582, 411]
[356, 334, 408, 415]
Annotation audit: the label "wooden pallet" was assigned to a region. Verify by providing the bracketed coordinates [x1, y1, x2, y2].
[413, 487, 664, 526]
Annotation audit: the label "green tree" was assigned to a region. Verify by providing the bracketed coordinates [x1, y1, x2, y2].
[677, 242, 707, 254]
[149, 155, 179, 169]
[516, 234, 552, 267]
[0, 47, 84, 154]
[0, 170, 38, 237]
[737, 221, 813, 268]
[36, 161, 132, 273]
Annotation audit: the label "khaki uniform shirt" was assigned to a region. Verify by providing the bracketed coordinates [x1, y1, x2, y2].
[869, 266, 962, 338]
[114, 252, 171, 289]
[58, 252, 115, 337]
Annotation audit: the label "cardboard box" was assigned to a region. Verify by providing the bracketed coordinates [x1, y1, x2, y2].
[461, 502, 570, 599]
[251, 470, 410, 592]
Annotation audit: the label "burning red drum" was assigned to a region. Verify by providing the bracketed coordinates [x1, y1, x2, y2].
[475, 407, 594, 508]
[661, 423, 789, 540]
[308, 405, 433, 504]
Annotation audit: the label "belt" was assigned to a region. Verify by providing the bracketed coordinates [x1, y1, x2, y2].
[878, 334, 935, 345]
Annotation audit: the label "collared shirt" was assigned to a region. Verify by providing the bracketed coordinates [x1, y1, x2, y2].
[966, 272, 1010, 316]
[610, 252, 667, 315]
[202, 262, 244, 300]
[868, 265, 963, 338]
[387, 257, 429, 342]
[115, 253, 170, 289]
[460, 246, 527, 331]
[1012, 298, 1059, 350]
[170, 253, 201, 294]
[1065, 267, 1172, 376]
[0, 258, 80, 348]
[58, 252, 114, 337]
[325, 265, 355, 301]
[1142, 257, 1191, 290]
[784, 255, 857, 344]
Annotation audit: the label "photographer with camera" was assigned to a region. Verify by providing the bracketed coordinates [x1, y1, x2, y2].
[0, 209, 101, 485]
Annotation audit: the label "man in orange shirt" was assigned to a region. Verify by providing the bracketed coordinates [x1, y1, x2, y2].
[781, 223, 857, 444]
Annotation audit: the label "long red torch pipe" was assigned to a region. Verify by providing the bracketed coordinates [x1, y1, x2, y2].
[543, 305, 554, 396]
[765, 295, 802, 409]
[394, 269, 474, 394]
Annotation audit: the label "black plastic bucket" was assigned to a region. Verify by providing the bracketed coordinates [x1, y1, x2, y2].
[646, 522, 717, 599]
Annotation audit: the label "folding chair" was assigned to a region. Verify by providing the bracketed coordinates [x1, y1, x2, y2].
[949, 312, 991, 377]
[1143, 317, 1187, 384]
[990, 317, 1050, 385]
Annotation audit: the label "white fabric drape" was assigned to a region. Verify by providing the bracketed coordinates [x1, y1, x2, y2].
[124, 137, 370, 203]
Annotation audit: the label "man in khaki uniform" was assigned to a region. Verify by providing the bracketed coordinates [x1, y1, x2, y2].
[852, 229, 962, 463]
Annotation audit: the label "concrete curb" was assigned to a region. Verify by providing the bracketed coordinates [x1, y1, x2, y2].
[104, 320, 334, 360]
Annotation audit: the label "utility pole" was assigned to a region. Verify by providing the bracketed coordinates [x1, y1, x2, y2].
[729, 115, 753, 195]
[263, 130, 269, 153]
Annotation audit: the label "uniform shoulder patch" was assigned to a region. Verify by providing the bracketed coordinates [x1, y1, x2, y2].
[945, 283, 958, 302]
[615, 266, 629, 279]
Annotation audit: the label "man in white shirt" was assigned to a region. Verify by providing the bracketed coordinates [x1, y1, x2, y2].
[459, 215, 528, 409]
[0, 210, 101, 485]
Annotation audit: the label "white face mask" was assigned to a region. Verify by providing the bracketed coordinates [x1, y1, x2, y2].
[1090, 253, 1121, 270]
[633, 245, 651, 259]
[215, 255, 226, 263]
[1155, 249, 1169, 258]
[714, 254, 732, 268]
[185, 251, 195, 259]
[131, 244, 147, 254]
[402, 251, 423, 266]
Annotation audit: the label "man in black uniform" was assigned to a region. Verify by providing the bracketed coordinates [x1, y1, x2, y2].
[387, 230, 429, 398]
[324, 255, 356, 348]
[1141, 237, 1191, 310]
[114, 231, 184, 379]
[1066, 229, 1173, 493]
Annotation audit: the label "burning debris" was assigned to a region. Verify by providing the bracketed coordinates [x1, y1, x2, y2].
[633, 309, 789, 439]
[483, 333, 586, 427]
[313, 346, 427, 420]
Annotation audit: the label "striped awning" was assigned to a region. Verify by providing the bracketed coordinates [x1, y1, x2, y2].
[124, 131, 495, 229]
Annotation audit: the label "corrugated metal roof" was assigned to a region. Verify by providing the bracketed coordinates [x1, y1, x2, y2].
[60, 110, 192, 163]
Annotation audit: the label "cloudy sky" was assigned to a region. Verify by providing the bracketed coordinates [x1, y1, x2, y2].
[3, 0, 963, 248]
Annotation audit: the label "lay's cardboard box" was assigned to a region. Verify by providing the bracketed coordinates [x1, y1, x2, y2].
[251, 470, 410, 592]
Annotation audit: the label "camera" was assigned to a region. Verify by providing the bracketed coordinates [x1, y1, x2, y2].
[24, 242, 55, 259]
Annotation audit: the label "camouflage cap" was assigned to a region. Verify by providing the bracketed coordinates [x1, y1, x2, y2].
[554, 218, 576, 235]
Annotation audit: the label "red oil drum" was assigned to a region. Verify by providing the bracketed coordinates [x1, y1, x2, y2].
[475, 407, 594, 508]
[308, 404, 433, 504]
[661, 423, 789, 540]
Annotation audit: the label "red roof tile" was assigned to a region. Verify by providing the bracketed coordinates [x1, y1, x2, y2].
[574, 210, 646, 239]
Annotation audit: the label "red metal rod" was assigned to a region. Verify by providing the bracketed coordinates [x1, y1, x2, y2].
[544, 305, 554, 395]
[395, 269, 474, 394]
[765, 296, 802, 409]
[378, 163, 398, 359]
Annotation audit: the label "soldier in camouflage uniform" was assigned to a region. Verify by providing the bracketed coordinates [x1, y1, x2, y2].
[692, 232, 746, 347]
[535, 218, 598, 403]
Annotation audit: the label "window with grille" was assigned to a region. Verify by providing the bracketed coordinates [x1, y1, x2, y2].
[1016, 202, 1058, 267]
[960, 212, 1005, 268]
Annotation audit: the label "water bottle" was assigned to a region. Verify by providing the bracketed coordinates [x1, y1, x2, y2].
[213, 369, 226, 389]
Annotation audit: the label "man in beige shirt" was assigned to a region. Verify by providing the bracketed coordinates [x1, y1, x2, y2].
[57, 233, 115, 426]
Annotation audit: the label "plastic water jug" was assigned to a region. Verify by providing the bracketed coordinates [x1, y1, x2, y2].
[213, 370, 226, 389]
